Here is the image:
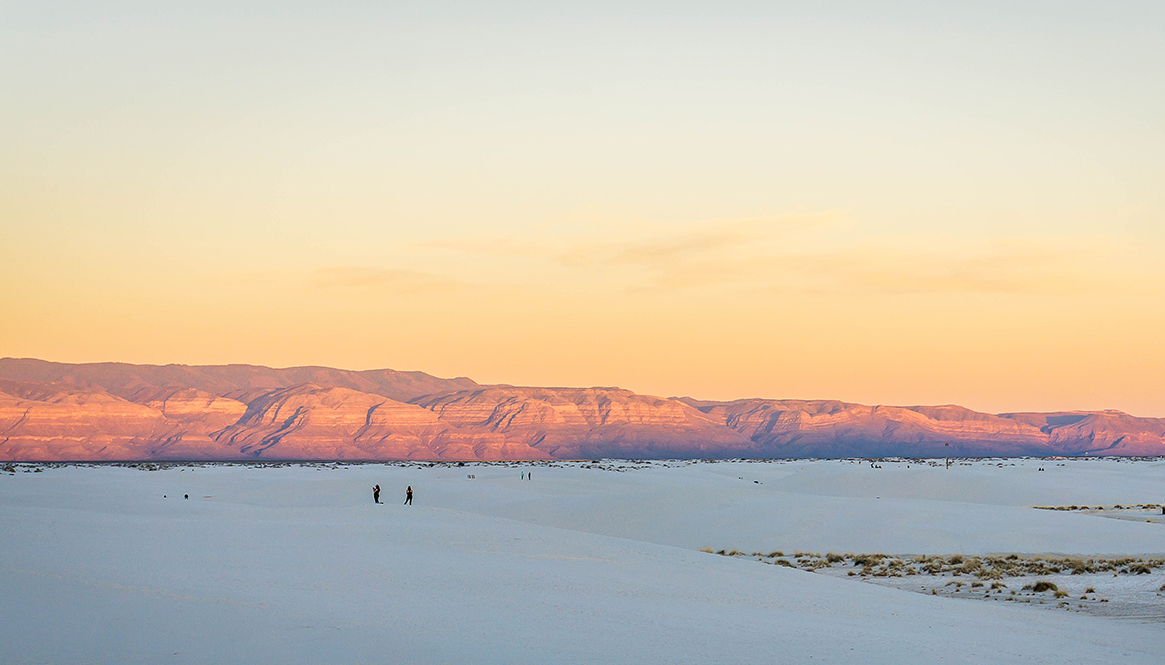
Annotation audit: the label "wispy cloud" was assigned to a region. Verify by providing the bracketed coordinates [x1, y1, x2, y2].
[423, 212, 842, 266]
[309, 267, 461, 293]
[624, 235, 1140, 295]
[414, 214, 1151, 296]
[777, 238, 1122, 295]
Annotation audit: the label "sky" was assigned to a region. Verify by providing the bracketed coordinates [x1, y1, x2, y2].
[1, 1, 1163, 415]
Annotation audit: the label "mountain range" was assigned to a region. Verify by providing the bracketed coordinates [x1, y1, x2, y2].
[1, 358, 1162, 461]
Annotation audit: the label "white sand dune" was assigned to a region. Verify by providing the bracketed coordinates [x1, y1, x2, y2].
[2, 458, 1163, 664]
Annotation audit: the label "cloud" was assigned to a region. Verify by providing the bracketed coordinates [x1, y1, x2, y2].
[632, 236, 1139, 296]
[309, 267, 461, 293]
[410, 214, 1153, 297]
[594, 233, 1147, 296]
[422, 212, 843, 267]
[557, 225, 763, 268]
[786, 236, 1141, 295]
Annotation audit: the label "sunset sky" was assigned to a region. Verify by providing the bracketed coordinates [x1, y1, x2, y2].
[2, 2, 1163, 416]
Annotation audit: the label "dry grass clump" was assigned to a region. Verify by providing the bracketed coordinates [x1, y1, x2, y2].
[1027, 581, 1058, 593]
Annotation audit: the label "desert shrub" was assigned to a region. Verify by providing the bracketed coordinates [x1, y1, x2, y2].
[970, 582, 984, 588]
[1031, 581, 1058, 593]
[1084, 587, 1095, 594]
[1128, 564, 1152, 575]
[826, 552, 845, 563]
[948, 555, 964, 565]
[1159, 582, 1165, 592]
[767, 551, 784, 558]
[1054, 590, 1069, 598]
[728, 549, 742, 556]
[699, 548, 713, 553]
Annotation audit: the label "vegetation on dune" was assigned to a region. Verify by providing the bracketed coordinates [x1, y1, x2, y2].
[705, 549, 1165, 580]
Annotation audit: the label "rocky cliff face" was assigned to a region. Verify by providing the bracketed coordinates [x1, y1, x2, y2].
[412, 387, 755, 459]
[0, 380, 167, 460]
[0, 359, 1162, 461]
[681, 399, 1165, 457]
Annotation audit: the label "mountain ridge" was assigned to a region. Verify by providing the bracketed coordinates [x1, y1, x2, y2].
[1, 358, 1162, 461]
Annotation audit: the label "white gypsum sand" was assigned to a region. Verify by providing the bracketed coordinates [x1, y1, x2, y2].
[1, 458, 1163, 664]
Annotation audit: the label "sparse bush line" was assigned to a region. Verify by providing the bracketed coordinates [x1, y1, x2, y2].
[1034, 503, 1162, 511]
[702, 549, 1165, 579]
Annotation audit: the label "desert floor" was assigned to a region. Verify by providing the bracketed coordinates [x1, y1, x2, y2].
[2, 457, 1163, 664]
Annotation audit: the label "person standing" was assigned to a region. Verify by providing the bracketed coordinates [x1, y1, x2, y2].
[404, 485, 413, 505]
[373, 484, 380, 504]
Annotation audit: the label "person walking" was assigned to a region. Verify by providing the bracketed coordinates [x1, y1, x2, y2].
[373, 484, 380, 504]
[404, 485, 413, 505]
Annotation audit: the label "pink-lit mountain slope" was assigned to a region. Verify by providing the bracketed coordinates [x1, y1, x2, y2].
[0, 359, 1162, 461]
[0, 358, 477, 403]
[680, 399, 1165, 457]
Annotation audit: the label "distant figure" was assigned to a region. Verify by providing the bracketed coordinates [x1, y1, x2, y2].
[521, 472, 525, 480]
[184, 494, 189, 500]
[404, 486, 413, 505]
[528, 471, 531, 481]
[373, 484, 380, 504]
